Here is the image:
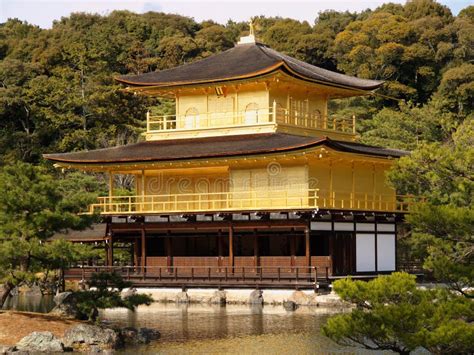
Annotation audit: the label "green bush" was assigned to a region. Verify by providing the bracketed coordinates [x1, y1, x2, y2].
[74, 272, 153, 322]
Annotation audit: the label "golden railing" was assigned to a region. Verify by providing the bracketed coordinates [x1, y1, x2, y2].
[316, 190, 418, 212]
[146, 105, 355, 135]
[147, 107, 273, 131]
[276, 110, 355, 133]
[89, 189, 318, 215]
[87, 189, 416, 215]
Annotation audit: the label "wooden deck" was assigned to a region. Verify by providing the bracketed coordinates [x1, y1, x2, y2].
[64, 265, 331, 289]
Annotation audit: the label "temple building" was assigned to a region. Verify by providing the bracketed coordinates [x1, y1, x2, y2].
[45, 29, 412, 287]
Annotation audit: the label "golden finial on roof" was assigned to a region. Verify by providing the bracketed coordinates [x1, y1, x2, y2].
[237, 18, 257, 45]
[249, 19, 255, 36]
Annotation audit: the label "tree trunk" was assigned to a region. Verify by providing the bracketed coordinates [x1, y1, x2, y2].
[0, 282, 14, 308]
[59, 268, 65, 293]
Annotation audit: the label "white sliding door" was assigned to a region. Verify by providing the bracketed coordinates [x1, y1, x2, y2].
[377, 234, 396, 271]
[356, 233, 375, 272]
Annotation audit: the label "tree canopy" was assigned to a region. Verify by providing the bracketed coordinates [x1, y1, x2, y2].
[0, 162, 104, 306]
[0, 1, 473, 164]
[323, 273, 474, 354]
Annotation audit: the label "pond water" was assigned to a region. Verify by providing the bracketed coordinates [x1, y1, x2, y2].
[101, 303, 384, 354]
[1, 294, 55, 313]
[3, 295, 387, 354]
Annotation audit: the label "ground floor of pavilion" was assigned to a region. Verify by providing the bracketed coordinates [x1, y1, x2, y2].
[63, 210, 401, 288]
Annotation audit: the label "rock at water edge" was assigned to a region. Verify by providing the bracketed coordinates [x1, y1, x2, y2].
[49, 292, 80, 319]
[122, 287, 137, 299]
[137, 327, 160, 343]
[121, 327, 161, 345]
[209, 290, 226, 305]
[175, 291, 189, 304]
[249, 289, 263, 304]
[16, 331, 64, 353]
[289, 290, 313, 306]
[62, 324, 120, 351]
[283, 300, 298, 311]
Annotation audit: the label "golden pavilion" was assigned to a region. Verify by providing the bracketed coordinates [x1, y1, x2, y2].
[45, 29, 411, 287]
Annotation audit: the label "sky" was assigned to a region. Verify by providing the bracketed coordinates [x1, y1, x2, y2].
[0, 0, 471, 28]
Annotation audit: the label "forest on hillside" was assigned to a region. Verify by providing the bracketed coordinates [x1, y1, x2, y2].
[0, 0, 472, 164]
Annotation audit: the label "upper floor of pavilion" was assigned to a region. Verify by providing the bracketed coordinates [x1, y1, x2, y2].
[116, 31, 383, 142]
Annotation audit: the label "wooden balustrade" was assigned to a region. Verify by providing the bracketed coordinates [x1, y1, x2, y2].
[64, 265, 330, 289]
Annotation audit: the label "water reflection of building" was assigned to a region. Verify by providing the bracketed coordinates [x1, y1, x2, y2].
[46, 25, 414, 287]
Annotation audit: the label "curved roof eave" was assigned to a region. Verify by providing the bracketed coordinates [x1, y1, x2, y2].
[117, 65, 383, 94]
[114, 61, 285, 87]
[43, 134, 406, 166]
[116, 64, 384, 92]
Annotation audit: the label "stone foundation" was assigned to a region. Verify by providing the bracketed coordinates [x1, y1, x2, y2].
[126, 288, 349, 308]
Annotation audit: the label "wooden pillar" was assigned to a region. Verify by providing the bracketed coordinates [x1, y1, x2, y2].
[253, 229, 259, 269]
[290, 229, 296, 270]
[351, 161, 355, 209]
[108, 172, 114, 197]
[176, 93, 180, 117]
[323, 94, 329, 129]
[141, 225, 146, 273]
[104, 242, 109, 266]
[107, 234, 113, 267]
[133, 237, 139, 268]
[166, 233, 172, 271]
[305, 227, 311, 268]
[235, 87, 239, 123]
[330, 219, 335, 275]
[286, 89, 291, 120]
[218, 229, 223, 257]
[372, 163, 376, 209]
[272, 99, 277, 122]
[229, 226, 234, 272]
[140, 170, 145, 212]
[329, 159, 334, 208]
[218, 229, 223, 268]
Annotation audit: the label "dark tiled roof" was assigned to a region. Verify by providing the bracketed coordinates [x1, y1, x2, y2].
[43, 134, 407, 165]
[329, 140, 407, 158]
[51, 224, 107, 242]
[116, 43, 383, 91]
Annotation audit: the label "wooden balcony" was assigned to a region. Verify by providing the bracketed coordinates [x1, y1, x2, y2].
[86, 189, 416, 215]
[145, 105, 356, 141]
